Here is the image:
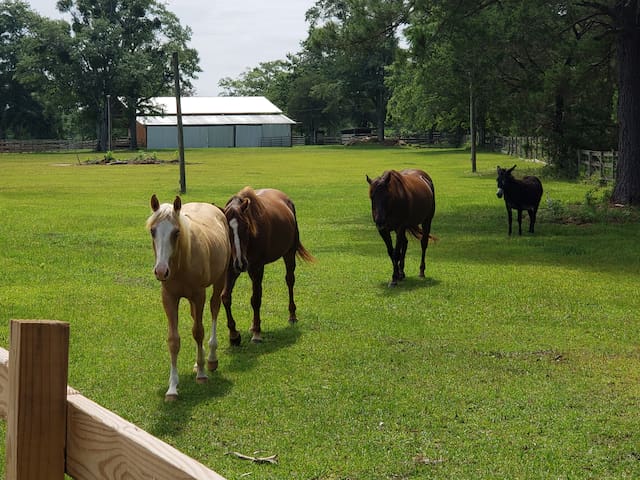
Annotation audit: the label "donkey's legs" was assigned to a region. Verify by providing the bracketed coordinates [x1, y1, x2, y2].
[189, 289, 208, 384]
[517, 209, 523, 235]
[222, 269, 242, 346]
[528, 207, 537, 233]
[162, 290, 181, 401]
[506, 205, 513, 236]
[248, 265, 265, 342]
[283, 251, 298, 323]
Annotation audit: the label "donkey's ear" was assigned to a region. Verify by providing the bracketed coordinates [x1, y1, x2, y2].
[151, 194, 160, 212]
[496, 166, 501, 174]
[366, 174, 372, 184]
[508, 165, 517, 172]
[173, 196, 182, 213]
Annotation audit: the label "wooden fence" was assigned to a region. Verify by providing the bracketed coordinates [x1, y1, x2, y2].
[0, 139, 97, 153]
[1, 320, 226, 480]
[577, 149, 617, 182]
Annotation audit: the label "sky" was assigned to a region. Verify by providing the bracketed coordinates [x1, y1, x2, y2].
[28, 0, 314, 96]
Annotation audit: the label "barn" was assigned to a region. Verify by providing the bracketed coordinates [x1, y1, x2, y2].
[136, 96, 296, 149]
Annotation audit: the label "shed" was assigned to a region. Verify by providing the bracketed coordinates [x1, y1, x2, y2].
[136, 96, 296, 149]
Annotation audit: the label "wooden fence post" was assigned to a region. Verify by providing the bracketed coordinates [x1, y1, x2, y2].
[6, 320, 69, 480]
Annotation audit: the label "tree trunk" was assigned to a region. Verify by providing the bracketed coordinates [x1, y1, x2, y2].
[612, 13, 640, 205]
[127, 98, 138, 150]
[469, 81, 477, 173]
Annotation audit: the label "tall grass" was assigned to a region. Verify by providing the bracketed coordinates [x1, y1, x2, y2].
[1, 146, 639, 479]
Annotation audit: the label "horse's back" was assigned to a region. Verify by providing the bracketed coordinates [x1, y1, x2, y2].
[182, 202, 230, 283]
[399, 169, 435, 220]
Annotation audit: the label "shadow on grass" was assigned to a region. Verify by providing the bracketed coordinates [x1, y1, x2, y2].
[375, 276, 441, 293]
[148, 324, 301, 439]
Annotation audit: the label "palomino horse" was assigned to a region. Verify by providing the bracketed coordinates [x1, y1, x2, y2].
[366, 169, 436, 286]
[222, 187, 314, 343]
[146, 194, 231, 401]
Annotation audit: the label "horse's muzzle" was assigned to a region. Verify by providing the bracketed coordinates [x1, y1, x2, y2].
[154, 265, 170, 281]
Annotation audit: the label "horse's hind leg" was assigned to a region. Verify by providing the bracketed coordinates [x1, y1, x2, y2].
[207, 276, 226, 371]
[396, 229, 408, 281]
[222, 269, 242, 346]
[284, 251, 298, 324]
[189, 290, 208, 384]
[248, 265, 265, 343]
[419, 219, 432, 278]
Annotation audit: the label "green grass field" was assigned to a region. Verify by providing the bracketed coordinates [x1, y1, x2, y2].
[1, 146, 639, 479]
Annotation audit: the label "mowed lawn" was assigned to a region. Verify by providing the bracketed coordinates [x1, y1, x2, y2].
[1, 146, 640, 479]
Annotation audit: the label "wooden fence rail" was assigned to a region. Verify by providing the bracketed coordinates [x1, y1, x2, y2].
[577, 149, 617, 181]
[0, 320, 226, 480]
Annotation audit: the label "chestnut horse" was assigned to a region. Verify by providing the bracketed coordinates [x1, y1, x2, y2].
[366, 169, 436, 286]
[146, 194, 231, 401]
[222, 187, 314, 343]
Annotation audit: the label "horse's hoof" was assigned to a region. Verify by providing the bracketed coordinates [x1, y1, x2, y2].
[419, 273, 425, 278]
[388, 280, 398, 287]
[251, 335, 263, 344]
[207, 360, 218, 371]
[288, 317, 298, 325]
[165, 394, 178, 402]
[230, 334, 241, 346]
[196, 376, 208, 384]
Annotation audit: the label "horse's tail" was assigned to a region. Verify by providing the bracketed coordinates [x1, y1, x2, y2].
[288, 199, 316, 264]
[408, 226, 438, 244]
[296, 241, 316, 263]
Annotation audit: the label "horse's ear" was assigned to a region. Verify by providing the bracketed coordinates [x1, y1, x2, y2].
[151, 194, 160, 212]
[173, 196, 182, 213]
[366, 174, 372, 185]
[240, 197, 251, 212]
[509, 165, 517, 173]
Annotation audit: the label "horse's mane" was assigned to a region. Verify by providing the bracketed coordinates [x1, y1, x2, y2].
[228, 186, 265, 236]
[146, 202, 192, 266]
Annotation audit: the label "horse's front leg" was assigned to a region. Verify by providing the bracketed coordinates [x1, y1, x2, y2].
[189, 289, 208, 384]
[207, 275, 227, 371]
[222, 268, 242, 346]
[378, 228, 398, 286]
[283, 251, 298, 324]
[162, 289, 181, 401]
[248, 265, 265, 342]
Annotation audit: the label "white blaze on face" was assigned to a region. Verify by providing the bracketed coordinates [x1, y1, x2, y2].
[228, 218, 243, 264]
[153, 219, 175, 280]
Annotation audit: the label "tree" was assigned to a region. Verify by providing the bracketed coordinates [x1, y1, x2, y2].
[18, 0, 199, 150]
[304, 0, 407, 141]
[218, 59, 294, 109]
[0, 1, 64, 139]
[393, 0, 617, 175]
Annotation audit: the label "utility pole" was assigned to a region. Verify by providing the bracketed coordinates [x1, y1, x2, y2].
[173, 52, 186, 194]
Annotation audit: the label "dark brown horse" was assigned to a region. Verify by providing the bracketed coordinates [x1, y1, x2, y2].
[366, 169, 436, 286]
[222, 187, 314, 343]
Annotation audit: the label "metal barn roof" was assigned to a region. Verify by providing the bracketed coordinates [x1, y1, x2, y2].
[137, 114, 296, 126]
[137, 96, 296, 127]
[146, 96, 285, 115]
